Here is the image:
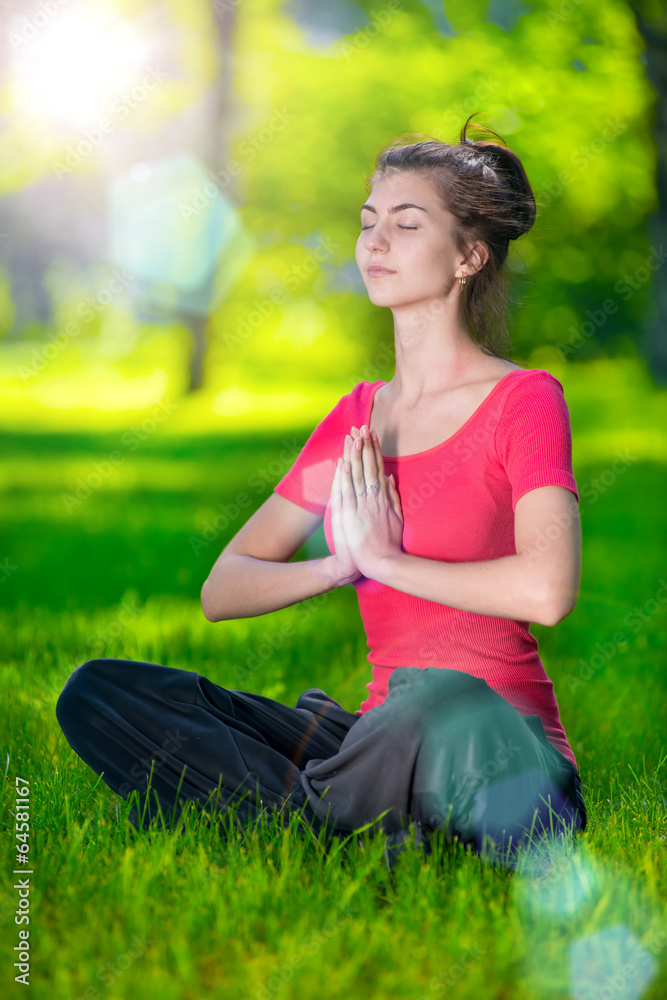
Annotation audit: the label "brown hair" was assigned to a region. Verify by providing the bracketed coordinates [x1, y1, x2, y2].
[366, 112, 537, 359]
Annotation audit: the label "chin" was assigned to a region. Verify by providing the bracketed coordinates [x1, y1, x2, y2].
[368, 292, 399, 309]
[365, 282, 400, 303]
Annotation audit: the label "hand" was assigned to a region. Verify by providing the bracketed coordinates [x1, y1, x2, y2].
[332, 423, 404, 582]
[329, 431, 364, 586]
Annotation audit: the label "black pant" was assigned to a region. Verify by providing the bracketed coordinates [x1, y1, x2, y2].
[56, 659, 586, 863]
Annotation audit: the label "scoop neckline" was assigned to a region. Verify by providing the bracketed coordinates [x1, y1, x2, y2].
[366, 367, 528, 462]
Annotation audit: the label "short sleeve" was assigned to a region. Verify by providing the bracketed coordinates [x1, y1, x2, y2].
[273, 392, 350, 517]
[494, 371, 579, 511]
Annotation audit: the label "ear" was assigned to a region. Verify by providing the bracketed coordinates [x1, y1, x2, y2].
[470, 242, 489, 271]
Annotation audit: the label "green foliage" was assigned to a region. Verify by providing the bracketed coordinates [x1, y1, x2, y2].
[0, 0, 658, 392]
[216, 0, 657, 377]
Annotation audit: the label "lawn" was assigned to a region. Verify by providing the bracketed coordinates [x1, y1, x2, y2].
[1, 356, 666, 1000]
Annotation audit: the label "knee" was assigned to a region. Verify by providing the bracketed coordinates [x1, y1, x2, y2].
[55, 659, 109, 734]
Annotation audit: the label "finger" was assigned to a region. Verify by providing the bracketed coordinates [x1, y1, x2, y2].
[331, 460, 348, 548]
[348, 432, 367, 495]
[369, 428, 389, 497]
[359, 425, 379, 496]
[387, 472, 404, 523]
[344, 434, 362, 496]
[340, 459, 357, 507]
[331, 456, 342, 505]
[331, 458, 350, 533]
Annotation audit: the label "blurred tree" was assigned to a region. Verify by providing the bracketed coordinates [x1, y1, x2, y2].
[0, 0, 247, 394]
[184, 0, 239, 392]
[0, 265, 16, 338]
[0, 0, 662, 395]
[210, 0, 659, 391]
[629, 0, 667, 384]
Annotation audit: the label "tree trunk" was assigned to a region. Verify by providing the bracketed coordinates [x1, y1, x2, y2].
[184, 311, 208, 393]
[184, 4, 240, 393]
[630, 1, 667, 385]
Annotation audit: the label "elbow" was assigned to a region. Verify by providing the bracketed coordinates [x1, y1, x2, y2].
[201, 580, 221, 623]
[533, 586, 578, 627]
[200, 588, 214, 622]
[535, 606, 570, 628]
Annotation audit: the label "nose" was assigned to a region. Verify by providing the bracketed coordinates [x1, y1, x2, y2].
[362, 224, 390, 253]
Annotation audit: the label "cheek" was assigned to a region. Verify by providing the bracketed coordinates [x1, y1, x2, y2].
[355, 239, 370, 276]
[354, 240, 361, 266]
[401, 247, 434, 282]
[411, 244, 448, 281]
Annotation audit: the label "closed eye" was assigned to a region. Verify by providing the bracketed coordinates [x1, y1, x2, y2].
[361, 224, 418, 230]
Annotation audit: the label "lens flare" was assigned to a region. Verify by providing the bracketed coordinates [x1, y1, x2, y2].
[9, 1, 153, 128]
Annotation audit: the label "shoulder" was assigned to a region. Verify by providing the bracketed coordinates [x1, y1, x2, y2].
[502, 366, 565, 392]
[302, 381, 381, 444]
[325, 381, 378, 407]
[494, 367, 573, 457]
[337, 380, 384, 419]
[496, 367, 568, 413]
[350, 380, 384, 401]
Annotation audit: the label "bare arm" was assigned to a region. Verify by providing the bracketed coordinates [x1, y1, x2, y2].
[372, 485, 581, 626]
[335, 426, 581, 626]
[201, 492, 343, 622]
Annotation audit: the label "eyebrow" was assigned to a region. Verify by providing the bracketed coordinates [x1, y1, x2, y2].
[360, 202, 428, 215]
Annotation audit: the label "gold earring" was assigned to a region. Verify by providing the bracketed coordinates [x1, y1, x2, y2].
[458, 274, 467, 288]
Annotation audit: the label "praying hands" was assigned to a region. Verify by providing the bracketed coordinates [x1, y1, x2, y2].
[329, 424, 404, 584]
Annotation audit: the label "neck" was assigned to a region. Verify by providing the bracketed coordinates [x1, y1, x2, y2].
[386, 296, 491, 402]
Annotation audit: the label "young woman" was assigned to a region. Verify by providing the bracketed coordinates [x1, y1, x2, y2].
[56, 114, 587, 869]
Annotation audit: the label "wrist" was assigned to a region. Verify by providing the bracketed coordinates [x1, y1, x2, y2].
[319, 554, 346, 590]
[374, 551, 405, 587]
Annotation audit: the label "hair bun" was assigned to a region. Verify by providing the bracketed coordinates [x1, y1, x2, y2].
[457, 114, 536, 240]
[470, 140, 535, 240]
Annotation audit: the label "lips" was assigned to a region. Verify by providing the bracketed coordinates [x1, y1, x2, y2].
[368, 266, 395, 276]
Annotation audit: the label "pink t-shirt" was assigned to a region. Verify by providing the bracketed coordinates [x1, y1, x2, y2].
[274, 367, 579, 769]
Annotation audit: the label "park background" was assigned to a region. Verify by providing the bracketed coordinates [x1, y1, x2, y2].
[0, 0, 666, 998]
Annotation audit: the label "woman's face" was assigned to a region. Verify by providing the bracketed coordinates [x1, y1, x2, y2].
[355, 170, 470, 309]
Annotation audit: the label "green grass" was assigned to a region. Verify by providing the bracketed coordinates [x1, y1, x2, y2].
[1, 357, 666, 999]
